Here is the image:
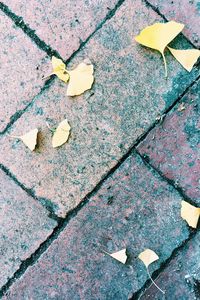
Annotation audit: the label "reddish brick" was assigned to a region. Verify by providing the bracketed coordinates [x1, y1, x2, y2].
[0, 11, 48, 133]
[0, 0, 199, 217]
[5, 0, 119, 59]
[148, 0, 200, 47]
[2, 152, 189, 299]
[137, 80, 200, 203]
[0, 169, 56, 289]
[140, 232, 200, 299]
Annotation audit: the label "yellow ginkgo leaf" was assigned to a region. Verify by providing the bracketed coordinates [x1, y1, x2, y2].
[168, 47, 200, 72]
[10, 128, 38, 151]
[135, 21, 184, 77]
[138, 249, 159, 268]
[52, 119, 71, 148]
[67, 62, 94, 96]
[51, 56, 69, 82]
[181, 201, 200, 228]
[104, 248, 127, 264]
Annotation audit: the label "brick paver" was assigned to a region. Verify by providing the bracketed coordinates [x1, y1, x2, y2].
[137, 80, 200, 204]
[2, 152, 189, 299]
[140, 232, 200, 299]
[0, 169, 56, 289]
[0, 0, 199, 217]
[0, 11, 48, 133]
[4, 0, 119, 59]
[148, 0, 200, 47]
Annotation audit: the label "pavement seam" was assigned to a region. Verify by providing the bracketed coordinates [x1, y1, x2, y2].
[143, 0, 198, 49]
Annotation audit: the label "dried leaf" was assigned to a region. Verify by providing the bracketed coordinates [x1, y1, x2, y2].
[181, 201, 200, 228]
[52, 119, 71, 148]
[51, 56, 69, 82]
[138, 249, 159, 268]
[67, 62, 94, 96]
[167, 47, 200, 72]
[135, 21, 184, 76]
[10, 128, 38, 151]
[104, 248, 127, 264]
[178, 103, 186, 112]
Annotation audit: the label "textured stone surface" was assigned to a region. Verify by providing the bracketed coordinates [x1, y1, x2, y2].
[0, 11, 48, 133]
[0, 169, 56, 289]
[2, 152, 189, 300]
[148, 0, 200, 47]
[5, 0, 119, 59]
[0, 0, 199, 217]
[140, 231, 200, 300]
[137, 80, 200, 204]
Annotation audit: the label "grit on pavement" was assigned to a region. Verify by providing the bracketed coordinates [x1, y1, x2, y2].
[0, 0, 199, 299]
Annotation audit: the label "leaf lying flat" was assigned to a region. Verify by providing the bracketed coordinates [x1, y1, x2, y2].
[51, 56, 69, 82]
[67, 63, 94, 96]
[138, 248, 159, 268]
[168, 47, 200, 72]
[103, 248, 127, 264]
[10, 128, 38, 151]
[135, 21, 184, 76]
[52, 119, 71, 148]
[181, 201, 200, 228]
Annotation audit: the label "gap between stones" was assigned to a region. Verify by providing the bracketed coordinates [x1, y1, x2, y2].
[0, 73, 199, 298]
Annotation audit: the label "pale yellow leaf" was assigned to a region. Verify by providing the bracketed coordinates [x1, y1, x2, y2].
[168, 47, 200, 72]
[138, 249, 159, 268]
[67, 63, 94, 96]
[135, 21, 184, 76]
[20, 128, 38, 151]
[52, 119, 71, 148]
[181, 201, 200, 228]
[51, 56, 69, 82]
[109, 249, 127, 264]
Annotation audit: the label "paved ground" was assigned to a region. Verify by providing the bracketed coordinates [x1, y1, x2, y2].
[0, 0, 199, 299]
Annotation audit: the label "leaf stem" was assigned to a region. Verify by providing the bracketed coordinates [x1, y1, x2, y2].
[147, 267, 165, 294]
[162, 52, 168, 78]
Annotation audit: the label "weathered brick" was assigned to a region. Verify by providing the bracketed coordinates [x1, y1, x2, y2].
[0, 11, 48, 133]
[2, 152, 189, 299]
[148, 0, 200, 47]
[0, 169, 56, 289]
[5, 0, 119, 59]
[137, 80, 200, 204]
[140, 232, 200, 300]
[0, 0, 199, 217]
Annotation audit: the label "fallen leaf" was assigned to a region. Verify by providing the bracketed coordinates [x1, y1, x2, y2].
[52, 119, 71, 148]
[135, 21, 184, 76]
[10, 128, 38, 151]
[103, 248, 127, 264]
[178, 103, 186, 112]
[167, 47, 200, 72]
[67, 62, 94, 96]
[181, 201, 200, 228]
[138, 248, 159, 268]
[138, 249, 165, 294]
[51, 56, 69, 82]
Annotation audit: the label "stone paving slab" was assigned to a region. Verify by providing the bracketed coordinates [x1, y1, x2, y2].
[148, 0, 200, 47]
[0, 11, 48, 133]
[5, 0, 119, 59]
[140, 231, 200, 300]
[0, 169, 57, 289]
[137, 79, 200, 204]
[2, 152, 189, 300]
[0, 0, 199, 217]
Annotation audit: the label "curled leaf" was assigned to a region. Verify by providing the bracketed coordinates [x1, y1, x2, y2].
[67, 62, 94, 96]
[168, 47, 200, 72]
[135, 21, 184, 77]
[51, 56, 69, 82]
[138, 249, 159, 268]
[52, 119, 71, 148]
[103, 248, 127, 264]
[10, 128, 38, 151]
[181, 201, 200, 228]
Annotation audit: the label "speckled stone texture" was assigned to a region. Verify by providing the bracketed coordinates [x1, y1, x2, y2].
[0, 11, 48, 133]
[4, 0, 119, 59]
[137, 80, 200, 204]
[0, 169, 56, 289]
[140, 232, 200, 300]
[148, 0, 200, 47]
[0, 0, 199, 217]
[2, 152, 190, 300]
